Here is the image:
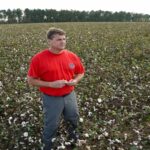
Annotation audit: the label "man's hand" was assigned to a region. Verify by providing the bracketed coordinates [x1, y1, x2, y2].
[65, 79, 77, 86]
[49, 80, 68, 88]
[65, 73, 84, 86]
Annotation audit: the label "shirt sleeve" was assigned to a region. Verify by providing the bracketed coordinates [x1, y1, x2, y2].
[75, 56, 85, 74]
[27, 56, 40, 78]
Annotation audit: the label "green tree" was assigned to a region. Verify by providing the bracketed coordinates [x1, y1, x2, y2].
[15, 9, 22, 23]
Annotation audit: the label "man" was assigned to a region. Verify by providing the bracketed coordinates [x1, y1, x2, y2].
[27, 27, 85, 150]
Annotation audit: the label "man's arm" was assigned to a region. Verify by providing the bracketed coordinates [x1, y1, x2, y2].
[27, 76, 67, 88]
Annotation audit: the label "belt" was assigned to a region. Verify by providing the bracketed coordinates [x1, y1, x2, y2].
[62, 92, 70, 97]
[43, 91, 72, 97]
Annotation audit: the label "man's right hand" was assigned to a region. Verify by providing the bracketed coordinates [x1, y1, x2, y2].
[49, 80, 68, 88]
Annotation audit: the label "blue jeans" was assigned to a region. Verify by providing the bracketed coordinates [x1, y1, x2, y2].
[42, 90, 79, 150]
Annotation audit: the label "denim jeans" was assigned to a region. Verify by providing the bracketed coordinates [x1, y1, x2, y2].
[42, 90, 79, 150]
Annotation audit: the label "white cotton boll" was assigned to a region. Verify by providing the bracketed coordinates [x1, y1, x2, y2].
[107, 119, 115, 125]
[98, 134, 103, 140]
[139, 145, 143, 149]
[118, 148, 124, 150]
[98, 98, 102, 103]
[115, 139, 121, 143]
[28, 137, 34, 143]
[79, 117, 84, 123]
[134, 75, 138, 80]
[0, 81, 3, 90]
[15, 91, 18, 94]
[21, 121, 26, 127]
[61, 145, 65, 149]
[133, 129, 140, 134]
[0, 81, 3, 86]
[13, 118, 17, 123]
[51, 138, 56, 143]
[8, 116, 13, 124]
[103, 131, 109, 137]
[23, 132, 28, 137]
[21, 113, 25, 117]
[133, 141, 138, 145]
[29, 114, 33, 117]
[19, 141, 24, 145]
[124, 133, 128, 140]
[88, 111, 92, 117]
[65, 142, 71, 145]
[108, 139, 115, 145]
[84, 133, 89, 138]
[77, 139, 86, 146]
[93, 106, 98, 112]
[86, 146, 91, 150]
[6, 97, 10, 100]
[57, 144, 65, 149]
[16, 77, 21, 81]
[39, 139, 41, 143]
[20, 66, 25, 71]
[147, 135, 150, 140]
[138, 136, 142, 141]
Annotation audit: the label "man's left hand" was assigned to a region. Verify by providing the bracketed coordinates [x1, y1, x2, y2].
[66, 79, 77, 86]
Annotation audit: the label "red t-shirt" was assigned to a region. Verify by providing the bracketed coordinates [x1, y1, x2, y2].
[27, 49, 85, 96]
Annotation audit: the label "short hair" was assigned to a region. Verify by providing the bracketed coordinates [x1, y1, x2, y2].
[47, 27, 66, 40]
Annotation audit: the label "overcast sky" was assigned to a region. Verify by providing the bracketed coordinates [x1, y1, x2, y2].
[0, 0, 149, 15]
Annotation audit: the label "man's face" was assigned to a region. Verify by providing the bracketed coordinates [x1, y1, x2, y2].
[49, 34, 66, 50]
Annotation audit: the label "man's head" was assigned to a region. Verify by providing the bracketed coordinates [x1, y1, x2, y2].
[47, 28, 66, 51]
[47, 27, 66, 40]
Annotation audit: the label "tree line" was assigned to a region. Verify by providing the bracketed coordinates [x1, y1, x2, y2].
[0, 8, 150, 23]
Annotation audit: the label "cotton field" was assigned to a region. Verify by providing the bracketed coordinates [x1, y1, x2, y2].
[0, 22, 150, 150]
